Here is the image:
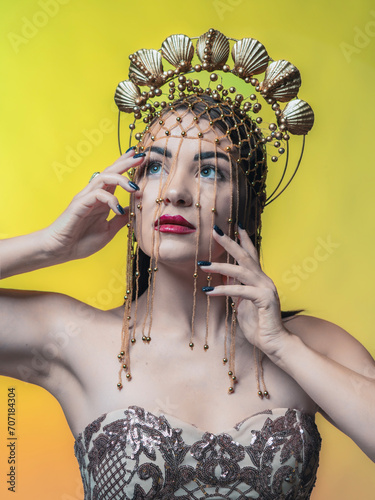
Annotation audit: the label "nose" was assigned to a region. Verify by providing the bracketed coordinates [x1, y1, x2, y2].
[162, 171, 193, 207]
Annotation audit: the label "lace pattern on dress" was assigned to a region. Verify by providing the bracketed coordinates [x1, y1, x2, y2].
[74, 406, 321, 499]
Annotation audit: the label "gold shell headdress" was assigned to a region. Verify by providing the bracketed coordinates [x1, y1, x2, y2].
[115, 28, 314, 205]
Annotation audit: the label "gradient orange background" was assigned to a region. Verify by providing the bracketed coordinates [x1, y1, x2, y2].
[0, 1, 374, 498]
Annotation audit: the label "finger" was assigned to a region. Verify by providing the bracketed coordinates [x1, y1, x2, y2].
[107, 209, 130, 237]
[202, 284, 278, 309]
[198, 261, 263, 286]
[79, 189, 128, 216]
[212, 225, 257, 267]
[105, 151, 146, 176]
[238, 226, 259, 261]
[86, 172, 140, 194]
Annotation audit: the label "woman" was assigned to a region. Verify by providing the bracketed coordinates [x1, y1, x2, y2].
[1, 31, 375, 499]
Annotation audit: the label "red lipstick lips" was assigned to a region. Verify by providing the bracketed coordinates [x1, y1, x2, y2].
[155, 215, 196, 234]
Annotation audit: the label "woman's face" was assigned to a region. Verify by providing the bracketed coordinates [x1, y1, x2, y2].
[133, 111, 239, 266]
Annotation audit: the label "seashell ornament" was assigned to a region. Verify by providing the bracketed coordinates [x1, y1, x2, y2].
[129, 49, 164, 87]
[114, 80, 143, 113]
[196, 29, 230, 71]
[278, 99, 314, 135]
[259, 60, 301, 102]
[231, 38, 269, 78]
[161, 34, 194, 72]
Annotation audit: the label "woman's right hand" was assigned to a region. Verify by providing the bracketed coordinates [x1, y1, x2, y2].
[42, 148, 145, 262]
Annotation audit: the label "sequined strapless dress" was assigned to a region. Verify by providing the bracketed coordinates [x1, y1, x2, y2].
[74, 406, 321, 499]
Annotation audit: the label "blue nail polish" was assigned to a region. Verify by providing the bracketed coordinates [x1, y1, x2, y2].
[116, 204, 125, 215]
[125, 146, 136, 153]
[197, 261, 211, 266]
[133, 153, 146, 158]
[202, 286, 214, 292]
[213, 225, 224, 236]
[238, 222, 244, 230]
[129, 181, 140, 191]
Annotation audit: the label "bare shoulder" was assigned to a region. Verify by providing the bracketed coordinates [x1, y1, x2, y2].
[283, 314, 375, 378]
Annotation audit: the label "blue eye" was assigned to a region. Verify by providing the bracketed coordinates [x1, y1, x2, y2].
[146, 162, 162, 175]
[200, 166, 216, 179]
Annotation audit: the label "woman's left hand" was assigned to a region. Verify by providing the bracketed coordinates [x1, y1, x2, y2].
[200, 225, 290, 357]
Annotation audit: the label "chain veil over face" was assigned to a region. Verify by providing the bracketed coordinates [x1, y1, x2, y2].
[114, 29, 314, 396]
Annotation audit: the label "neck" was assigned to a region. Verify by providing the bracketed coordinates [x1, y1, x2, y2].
[132, 260, 229, 345]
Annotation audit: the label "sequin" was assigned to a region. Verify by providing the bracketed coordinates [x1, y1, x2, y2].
[74, 406, 321, 499]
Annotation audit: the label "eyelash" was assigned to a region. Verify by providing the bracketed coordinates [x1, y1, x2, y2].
[145, 161, 225, 180]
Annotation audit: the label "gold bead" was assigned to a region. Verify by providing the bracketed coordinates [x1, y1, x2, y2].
[193, 272, 198, 278]
[146, 336, 151, 342]
[264, 391, 269, 398]
[120, 350, 125, 355]
[258, 390, 263, 399]
[207, 275, 211, 281]
[228, 218, 233, 223]
[142, 335, 147, 341]
[195, 202, 201, 208]
[154, 267, 158, 272]
[117, 383, 123, 389]
[137, 204, 142, 210]
[204, 344, 209, 350]
[189, 342, 194, 349]
[126, 373, 132, 380]
[117, 353, 122, 359]
[223, 358, 228, 364]
[122, 364, 127, 370]
[211, 207, 216, 213]
[228, 371, 233, 376]
[228, 387, 234, 394]
[131, 338, 136, 344]
[198, 132, 203, 138]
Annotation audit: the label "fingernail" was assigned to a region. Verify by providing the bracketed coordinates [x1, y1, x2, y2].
[202, 286, 214, 292]
[213, 225, 224, 236]
[125, 146, 136, 153]
[133, 153, 146, 158]
[238, 222, 244, 230]
[116, 204, 125, 215]
[197, 261, 211, 266]
[129, 181, 140, 191]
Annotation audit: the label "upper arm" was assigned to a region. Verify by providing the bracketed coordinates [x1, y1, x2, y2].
[0, 289, 87, 385]
[285, 314, 375, 380]
[285, 314, 375, 426]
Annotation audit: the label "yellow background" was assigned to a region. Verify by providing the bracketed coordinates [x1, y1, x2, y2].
[1, 0, 374, 498]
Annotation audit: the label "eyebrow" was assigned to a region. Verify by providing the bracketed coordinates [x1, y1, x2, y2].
[144, 146, 172, 158]
[193, 151, 230, 163]
[145, 146, 230, 163]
